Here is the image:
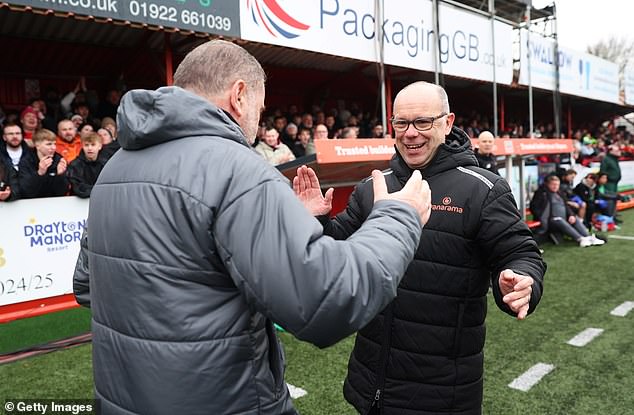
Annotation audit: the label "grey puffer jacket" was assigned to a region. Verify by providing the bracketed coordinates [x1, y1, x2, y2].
[74, 86, 423, 415]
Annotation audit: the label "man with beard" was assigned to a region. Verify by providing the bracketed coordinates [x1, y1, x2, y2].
[1, 124, 32, 199]
[55, 119, 83, 163]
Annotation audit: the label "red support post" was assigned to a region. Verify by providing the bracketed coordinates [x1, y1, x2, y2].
[500, 93, 505, 134]
[165, 32, 173, 86]
[386, 67, 393, 136]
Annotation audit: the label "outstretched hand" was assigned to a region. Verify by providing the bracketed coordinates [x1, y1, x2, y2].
[292, 165, 334, 216]
[499, 269, 534, 320]
[372, 170, 432, 226]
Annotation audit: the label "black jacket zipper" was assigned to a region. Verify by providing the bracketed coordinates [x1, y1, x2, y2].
[368, 302, 395, 413]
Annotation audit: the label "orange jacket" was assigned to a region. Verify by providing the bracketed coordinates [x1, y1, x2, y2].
[56, 135, 83, 163]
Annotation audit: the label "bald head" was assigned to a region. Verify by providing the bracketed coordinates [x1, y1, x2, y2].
[394, 81, 450, 114]
[478, 131, 495, 155]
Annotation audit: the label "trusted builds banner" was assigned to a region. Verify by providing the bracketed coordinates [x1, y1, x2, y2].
[0, 197, 88, 306]
[240, 0, 514, 84]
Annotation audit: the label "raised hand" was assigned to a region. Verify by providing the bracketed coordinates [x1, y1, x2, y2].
[293, 165, 334, 216]
[499, 269, 534, 320]
[372, 170, 432, 226]
[0, 186, 11, 201]
[38, 156, 53, 176]
[57, 158, 68, 175]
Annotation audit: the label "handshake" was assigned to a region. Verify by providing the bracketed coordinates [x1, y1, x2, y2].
[293, 165, 432, 226]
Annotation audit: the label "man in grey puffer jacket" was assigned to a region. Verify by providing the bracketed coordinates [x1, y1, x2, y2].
[73, 40, 432, 415]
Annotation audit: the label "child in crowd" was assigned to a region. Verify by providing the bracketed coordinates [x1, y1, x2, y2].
[67, 132, 106, 198]
[18, 129, 68, 198]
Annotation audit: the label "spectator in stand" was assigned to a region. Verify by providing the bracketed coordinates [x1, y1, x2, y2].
[282, 122, 298, 148]
[20, 106, 40, 147]
[314, 123, 329, 141]
[1, 124, 32, 182]
[56, 119, 83, 163]
[559, 169, 586, 222]
[254, 126, 295, 165]
[97, 88, 121, 120]
[315, 110, 326, 126]
[71, 114, 84, 129]
[600, 143, 622, 195]
[79, 123, 94, 138]
[67, 132, 106, 198]
[19, 128, 68, 199]
[370, 123, 384, 138]
[475, 131, 499, 175]
[594, 172, 619, 219]
[530, 174, 603, 247]
[273, 115, 287, 136]
[30, 97, 57, 131]
[101, 117, 117, 140]
[0, 161, 16, 202]
[299, 112, 314, 132]
[574, 173, 597, 228]
[292, 127, 315, 158]
[74, 102, 99, 129]
[325, 114, 337, 138]
[61, 76, 88, 119]
[465, 119, 481, 138]
[285, 104, 299, 122]
[339, 126, 358, 139]
[97, 128, 120, 161]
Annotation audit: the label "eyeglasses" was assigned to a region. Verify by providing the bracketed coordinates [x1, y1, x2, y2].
[391, 112, 447, 132]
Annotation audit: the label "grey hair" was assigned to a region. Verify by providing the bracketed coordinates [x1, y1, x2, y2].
[398, 81, 450, 113]
[174, 40, 266, 98]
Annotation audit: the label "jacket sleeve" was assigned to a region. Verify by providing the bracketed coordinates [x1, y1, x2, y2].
[478, 178, 546, 317]
[67, 161, 93, 198]
[213, 179, 422, 348]
[18, 159, 44, 198]
[319, 182, 369, 240]
[73, 228, 91, 308]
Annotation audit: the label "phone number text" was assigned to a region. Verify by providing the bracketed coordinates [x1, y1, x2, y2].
[128, 0, 232, 32]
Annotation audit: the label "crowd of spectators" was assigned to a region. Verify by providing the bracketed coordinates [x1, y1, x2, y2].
[0, 77, 121, 202]
[2, 84, 633, 207]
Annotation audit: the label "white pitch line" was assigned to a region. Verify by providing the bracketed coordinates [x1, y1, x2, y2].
[287, 383, 307, 399]
[508, 363, 555, 392]
[567, 328, 604, 347]
[611, 301, 634, 317]
[608, 235, 634, 241]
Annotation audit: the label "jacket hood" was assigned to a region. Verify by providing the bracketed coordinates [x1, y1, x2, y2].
[391, 126, 478, 179]
[117, 86, 249, 150]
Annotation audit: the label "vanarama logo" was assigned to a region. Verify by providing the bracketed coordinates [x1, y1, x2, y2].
[432, 196, 463, 214]
[247, 0, 310, 39]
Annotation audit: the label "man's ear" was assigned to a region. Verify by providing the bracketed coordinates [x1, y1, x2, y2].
[229, 79, 247, 118]
[445, 112, 456, 135]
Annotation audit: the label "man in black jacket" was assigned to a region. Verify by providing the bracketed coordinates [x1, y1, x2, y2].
[475, 130, 499, 174]
[294, 81, 546, 415]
